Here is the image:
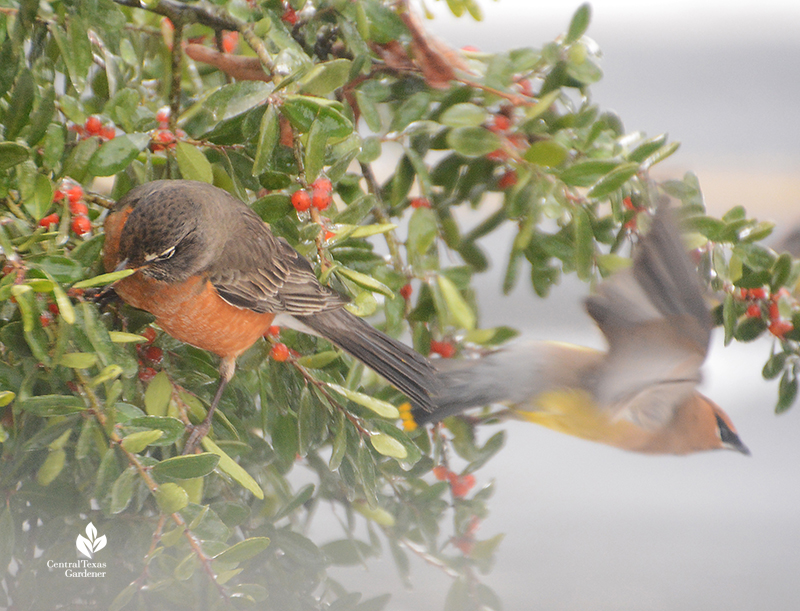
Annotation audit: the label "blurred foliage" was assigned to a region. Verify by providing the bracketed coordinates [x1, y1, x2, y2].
[0, 0, 795, 609]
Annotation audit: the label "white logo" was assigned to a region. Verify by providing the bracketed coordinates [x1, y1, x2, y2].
[75, 522, 107, 559]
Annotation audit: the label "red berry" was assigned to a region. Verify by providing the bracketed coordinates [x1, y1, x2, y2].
[67, 186, 83, 204]
[69, 201, 88, 216]
[266, 325, 280, 338]
[486, 148, 508, 162]
[432, 465, 450, 481]
[749, 287, 767, 300]
[71, 216, 91, 236]
[48, 303, 60, 315]
[746, 304, 761, 318]
[270, 342, 290, 362]
[101, 126, 116, 141]
[450, 474, 476, 498]
[769, 301, 780, 321]
[324, 230, 336, 241]
[488, 115, 511, 133]
[497, 170, 518, 190]
[409, 197, 431, 209]
[769, 320, 793, 339]
[311, 190, 331, 210]
[52, 189, 65, 202]
[291, 190, 311, 212]
[39, 312, 53, 328]
[281, 6, 298, 25]
[156, 107, 170, 125]
[144, 345, 163, 365]
[138, 367, 157, 383]
[517, 78, 533, 97]
[222, 31, 239, 54]
[39, 213, 60, 229]
[399, 284, 412, 300]
[311, 177, 332, 194]
[431, 340, 455, 358]
[142, 327, 157, 343]
[85, 115, 102, 135]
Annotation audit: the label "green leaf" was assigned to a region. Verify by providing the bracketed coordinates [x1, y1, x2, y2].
[214, 537, 271, 565]
[108, 331, 148, 343]
[776, 370, 798, 414]
[58, 352, 98, 369]
[0, 391, 15, 408]
[152, 453, 221, 480]
[325, 382, 400, 418]
[0, 141, 30, 171]
[335, 266, 394, 298]
[299, 59, 352, 96]
[446, 126, 502, 158]
[155, 482, 189, 515]
[565, 3, 591, 43]
[17, 395, 86, 416]
[559, 160, 619, 187]
[273, 484, 315, 521]
[407, 207, 438, 256]
[439, 103, 488, 128]
[280, 95, 352, 138]
[124, 416, 185, 446]
[36, 449, 66, 486]
[176, 141, 213, 183]
[88, 133, 149, 176]
[523, 140, 568, 167]
[5, 69, 34, 141]
[573, 206, 593, 281]
[120, 429, 164, 453]
[436, 274, 476, 330]
[201, 437, 264, 499]
[252, 104, 279, 177]
[369, 432, 407, 459]
[304, 118, 327, 184]
[144, 371, 172, 417]
[762, 352, 787, 380]
[586, 162, 639, 200]
[72, 268, 135, 289]
[110, 466, 137, 514]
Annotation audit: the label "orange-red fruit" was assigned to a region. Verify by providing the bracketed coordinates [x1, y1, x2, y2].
[101, 126, 116, 140]
[489, 115, 511, 133]
[282, 6, 298, 25]
[67, 186, 83, 204]
[450, 474, 476, 498]
[39, 312, 53, 328]
[497, 170, 517, 190]
[270, 342, 290, 362]
[291, 190, 311, 212]
[85, 115, 102, 135]
[486, 148, 508, 162]
[156, 108, 170, 125]
[71, 216, 91, 236]
[222, 31, 239, 54]
[769, 320, 793, 339]
[311, 177, 332, 194]
[138, 367, 157, 383]
[432, 465, 450, 481]
[409, 197, 431, 209]
[144, 345, 164, 365]
[39, 213, 59, 229]
[769, 301, 780, 321]
[69, 201, 88, 216]
[266, 325, 281, 338]
[517, 78, 533, 97]
[399, 284, 412, 300]
[746, 304, 761, 318]
[748, 287, 767, 300]
[142, 327, 157, 343]
[430, 340, 455, 358]
[52, 189, 65, 202]
[48, 303, 60, 316]
[311, 190, 331, 210]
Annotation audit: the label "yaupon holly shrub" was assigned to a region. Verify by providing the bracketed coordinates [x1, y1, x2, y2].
[0, 1, 796, 609]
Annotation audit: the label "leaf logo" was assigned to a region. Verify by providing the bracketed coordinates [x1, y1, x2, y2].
[76, 522, 107, 559]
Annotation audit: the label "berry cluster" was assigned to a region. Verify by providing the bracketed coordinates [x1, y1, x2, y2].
[291, 177, 333, 213]
[742, 287, 794, 339]
[40, 181, 91, 236]
[137, 327, 163, 383]
[71, 115, 116, 142]
[432, 465, 477, 498]
[150, 107, 187, 152]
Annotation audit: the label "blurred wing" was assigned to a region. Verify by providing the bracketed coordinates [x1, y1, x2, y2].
[585, 205, 713, 430]
[209, 213, 346, 316]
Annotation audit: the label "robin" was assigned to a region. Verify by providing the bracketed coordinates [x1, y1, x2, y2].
[409, 205, 749, 455]
[103, 180, 438, 451]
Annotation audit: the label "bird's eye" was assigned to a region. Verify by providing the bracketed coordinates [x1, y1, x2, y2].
[157, 246, 176, 261]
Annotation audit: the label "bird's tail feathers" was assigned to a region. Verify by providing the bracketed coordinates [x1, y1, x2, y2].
[295, 309, 438, 412]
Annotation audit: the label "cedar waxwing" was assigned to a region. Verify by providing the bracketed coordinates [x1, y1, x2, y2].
[410, 206, 750, 456]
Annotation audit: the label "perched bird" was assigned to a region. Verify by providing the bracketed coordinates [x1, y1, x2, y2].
[411, 206, 749, 455]
[103, 180, 438, 450]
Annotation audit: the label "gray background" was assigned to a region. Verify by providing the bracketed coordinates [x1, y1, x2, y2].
[315, 2, 800, 609]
